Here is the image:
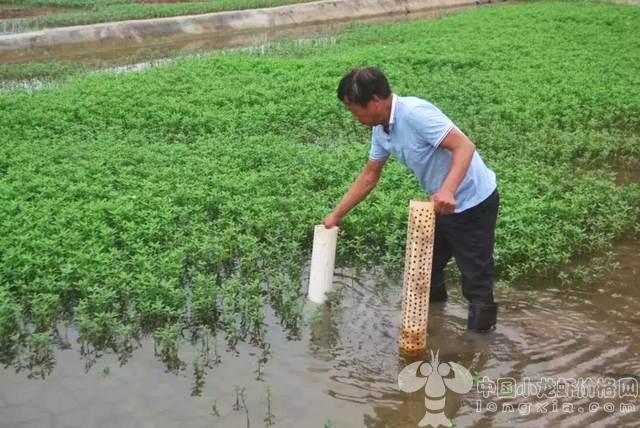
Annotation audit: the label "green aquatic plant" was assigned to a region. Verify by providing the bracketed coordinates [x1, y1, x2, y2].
[0, 1, 639, 376]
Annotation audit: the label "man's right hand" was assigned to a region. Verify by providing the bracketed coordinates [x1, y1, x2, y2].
[321, 158, 386, 230]
[322, 212, 342, 229]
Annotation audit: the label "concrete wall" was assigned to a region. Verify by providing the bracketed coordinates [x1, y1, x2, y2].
[0, 0, 483, 52]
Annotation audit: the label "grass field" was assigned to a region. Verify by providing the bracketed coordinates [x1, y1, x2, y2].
[1, 1, 639, 372]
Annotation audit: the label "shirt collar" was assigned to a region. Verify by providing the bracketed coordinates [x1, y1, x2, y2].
[388, 93, 398, 131]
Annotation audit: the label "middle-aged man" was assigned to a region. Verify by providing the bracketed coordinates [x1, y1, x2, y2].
[322, 66, 500, 332]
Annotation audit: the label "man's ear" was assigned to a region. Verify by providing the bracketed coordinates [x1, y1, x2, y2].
[369, 96, 382, 111]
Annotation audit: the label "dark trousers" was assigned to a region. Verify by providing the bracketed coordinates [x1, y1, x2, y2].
[430, 189, 500, 305]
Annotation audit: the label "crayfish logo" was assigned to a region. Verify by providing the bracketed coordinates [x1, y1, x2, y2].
[398, 350, 473, 428]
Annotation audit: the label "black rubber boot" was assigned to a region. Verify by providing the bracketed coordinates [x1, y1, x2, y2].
[467, 303, 497, 332]
[429, 285, 448, 303]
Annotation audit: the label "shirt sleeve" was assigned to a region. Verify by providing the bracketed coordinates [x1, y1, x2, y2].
[369, 129, 391, 160]
[406, 106, 455, 148]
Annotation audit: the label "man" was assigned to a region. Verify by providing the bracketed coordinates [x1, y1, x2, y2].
[323, 67, 500, 332]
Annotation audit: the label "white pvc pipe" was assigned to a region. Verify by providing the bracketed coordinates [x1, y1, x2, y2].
[307, 225, 339, 304]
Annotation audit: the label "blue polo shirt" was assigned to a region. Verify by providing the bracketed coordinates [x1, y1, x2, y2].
[370, 94, 496, 213]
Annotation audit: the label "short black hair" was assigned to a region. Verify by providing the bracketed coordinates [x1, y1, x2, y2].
[337, 67, 391, 107]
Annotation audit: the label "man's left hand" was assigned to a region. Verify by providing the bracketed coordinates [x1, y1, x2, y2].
[431, 189, 456, 215]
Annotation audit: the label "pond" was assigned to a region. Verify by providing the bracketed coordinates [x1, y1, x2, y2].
[1, 2, 638, 426]
[1, 240, 638, 427]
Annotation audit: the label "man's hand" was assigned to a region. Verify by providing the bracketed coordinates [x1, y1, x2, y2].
[321, 158, 386, 229]
[431, 188, 456, 215]
[322, 212, 342, 229]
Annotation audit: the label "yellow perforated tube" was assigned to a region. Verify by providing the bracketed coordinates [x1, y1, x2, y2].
[399, 200, 435, 355]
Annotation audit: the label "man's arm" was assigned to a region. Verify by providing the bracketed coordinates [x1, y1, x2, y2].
[323, 158, 387, 228]
[432, 128, 476, 215]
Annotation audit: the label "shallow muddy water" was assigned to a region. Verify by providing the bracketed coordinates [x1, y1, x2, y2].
[1, 240, 638, 428]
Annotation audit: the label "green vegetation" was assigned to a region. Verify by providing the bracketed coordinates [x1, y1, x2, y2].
[0, 0, 314, 33]
[1, 2, 639, 373]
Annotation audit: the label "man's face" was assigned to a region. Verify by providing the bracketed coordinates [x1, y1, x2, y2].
[343, 98, 381, 126]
